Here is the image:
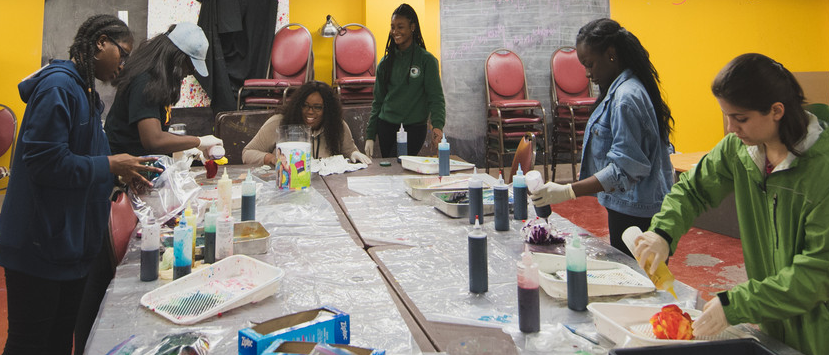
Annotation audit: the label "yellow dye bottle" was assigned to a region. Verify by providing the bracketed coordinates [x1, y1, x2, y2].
[622, 227, 677, 299]
[184, 206, 197, 267]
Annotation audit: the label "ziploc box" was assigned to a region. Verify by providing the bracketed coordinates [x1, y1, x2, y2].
[262, 340, 385, 355]
[239, 306, 350, 355]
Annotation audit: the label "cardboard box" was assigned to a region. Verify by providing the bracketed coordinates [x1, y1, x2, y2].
[262, 340, 385, 355]
[238, 307, 350, 355]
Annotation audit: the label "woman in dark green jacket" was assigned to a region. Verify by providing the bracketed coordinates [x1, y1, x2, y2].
[633, 53, 829, 355]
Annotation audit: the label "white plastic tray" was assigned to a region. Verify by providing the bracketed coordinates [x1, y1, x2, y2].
[399, 155, 475, 174]
[532, 252, 655, 298]
[403, 173, 499, 200]
[140, 254, 284, 325]
[587, 302, 751, 348]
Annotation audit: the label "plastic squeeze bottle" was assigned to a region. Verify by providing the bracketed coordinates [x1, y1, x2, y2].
[494, 173, 509, 231]
[173, 218, 193, 280]
[184, 206, 197, 266]
[217, 167, 233, 216]
[622, 226, 678, 299]
[203, 201, 218, 264]
[140, 217, 160, 282]
[513, 164, 528, 220]
[517, 244, 540, 333]
[438, 133, 450, 176]
[525, 170, 552, 219]
[215, 210, 234, 261]
[241, 169, 256, 221]
[468, 168, 484, 225]
[468, 218, 488, 293]
[396, 124, 407, 162]
[566, 235, 588, 311]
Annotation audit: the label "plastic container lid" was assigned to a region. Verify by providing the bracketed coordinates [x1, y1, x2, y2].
[513, 163, 526, 187]
[468, 218, 486, 239]
[469, 167, 482, 188]
[566, 236, 587, 272]
[397, 123, 407, 142]
[242, 169, 256, 196]
[495, 173, 507, 190]
[525, 170, 544, 193]
[141, 217, 160, 250]
[438, 133, 450, 150]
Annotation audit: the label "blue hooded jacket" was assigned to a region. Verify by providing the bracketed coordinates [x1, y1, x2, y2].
[0, 60, 113, 281]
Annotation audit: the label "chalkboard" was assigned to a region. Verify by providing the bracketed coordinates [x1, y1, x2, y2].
[440, 0, 609, 166]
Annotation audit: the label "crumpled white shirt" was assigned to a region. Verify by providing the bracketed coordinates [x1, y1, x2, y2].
[309, 155, 367, 176]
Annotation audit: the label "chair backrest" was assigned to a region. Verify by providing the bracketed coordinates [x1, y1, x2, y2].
[270, 23, 313, 83]
[551, 46, 591, 105]
[109, 189, 137, 269]
[0, 104, 17, 159]
[215, 109, 278, 164]
[485, 49, 528, 105]
[509, 132, 535, 184]
[333, 24, 376, 80]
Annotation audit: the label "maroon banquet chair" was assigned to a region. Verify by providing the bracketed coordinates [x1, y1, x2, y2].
[550, 46, 596, 182]
[484, 48, 548, 181]
[237, 23, 314, 110]
[0, 104, 17, 187]
[332, 23, 376, 105]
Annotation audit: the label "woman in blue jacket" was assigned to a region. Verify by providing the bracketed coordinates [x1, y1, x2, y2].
[530, 18, 674, 257]
[0, 15, 158, 354]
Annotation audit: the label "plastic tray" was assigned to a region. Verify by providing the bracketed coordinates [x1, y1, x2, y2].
[609, 338, 776, 355]
[403, 173, 499, 200]
[233, 221, 270, 255]
[140, 254, 284, 325]
[399, 155, 475, 174]
[532, 252, 655, 298]
[431, 189, 513, 218]
[587, 302, 750, 348]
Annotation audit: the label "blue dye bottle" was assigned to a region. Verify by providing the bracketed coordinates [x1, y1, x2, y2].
[468, 218, 488, 293]
[173, 218, 193, 280]
[438, 133, 450, 176]
[494, 173, 509, 231]
[567, 235, 588, 311]
[513, 164, 528, 220]
[396, 124, 407, 162]
[140, 217, 160, 282]
[241, 169, 256, 221]
[468, 168, 484, 225]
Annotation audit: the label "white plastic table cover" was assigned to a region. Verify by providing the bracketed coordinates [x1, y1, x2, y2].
[84, 167, 419, 355]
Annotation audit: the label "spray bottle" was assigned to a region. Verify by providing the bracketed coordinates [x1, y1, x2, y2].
[140, 217, 160, 282]
[467, 167, 484, 225]
[525, 170, 551, 219]
[513, 164, 528, 220]
[622, 226, 678, 299]
[173, 218, 193, 280]
[566, 235, 588, 311]
[468, 218, 488, 293]
[217, 167, 233, 218]
[241, 169, 256, 221]
[203, 201, 218, 264]
[438, 133, 450, 176]
[396, 124, 407, 162]
[493, 173, 509, 231]
[517, 244, 540, 333]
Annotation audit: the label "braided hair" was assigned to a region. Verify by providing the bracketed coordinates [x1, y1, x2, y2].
[281, 81, 345, 156]
[381, 3, 426, 88]
[576, 18, 673, 144]
[68, 14, 132, 117]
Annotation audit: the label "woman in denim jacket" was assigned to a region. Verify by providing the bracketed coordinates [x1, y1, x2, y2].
[531, 18, 674, 257]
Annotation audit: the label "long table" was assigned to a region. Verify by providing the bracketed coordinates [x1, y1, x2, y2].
[86, 160, 802, 354]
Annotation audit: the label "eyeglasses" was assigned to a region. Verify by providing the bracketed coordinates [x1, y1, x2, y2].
[302, 103, 324, 113]
[108, 37, 129, 66]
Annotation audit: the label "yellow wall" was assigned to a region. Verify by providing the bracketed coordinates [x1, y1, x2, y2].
[610, 0, 829, 153]
[0, 0, 44, 190]
[290, 0, 440, 85]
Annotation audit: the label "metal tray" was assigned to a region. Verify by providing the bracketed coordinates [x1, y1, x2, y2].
[232, 221, 270, 255]
[431, 189, 513, 218]
[403, 173, 499, 200]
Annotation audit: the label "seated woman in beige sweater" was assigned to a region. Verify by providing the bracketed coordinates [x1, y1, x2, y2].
[242, 81, 372, 166]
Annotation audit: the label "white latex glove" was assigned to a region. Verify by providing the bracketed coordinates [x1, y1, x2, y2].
[693, 297, 729, 337]
[182, 147, 204, 162]
[529, 182, 575, 207]
[350, 151, 372, 164]
[198, 135, 223, 150]
[632, 231, 670, 274]
[364, 140, 374, 157]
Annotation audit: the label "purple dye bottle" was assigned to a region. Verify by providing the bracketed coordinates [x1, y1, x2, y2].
[517, 244, 540, 333]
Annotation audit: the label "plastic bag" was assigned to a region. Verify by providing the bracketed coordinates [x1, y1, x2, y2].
[106, 328, 223, 355]
[130, 155, 201, 225]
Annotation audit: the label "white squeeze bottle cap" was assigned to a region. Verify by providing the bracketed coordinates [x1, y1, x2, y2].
[469, 167, 482, 188]
[397, 123, 407, 142]
[525, 170, 544, 194]
[495, 173, 507, 190]
[519, 244, 539, 286]
[513, 164, 526, 187]
[439, 133, 449, 149]
[242, 169, 255, 196]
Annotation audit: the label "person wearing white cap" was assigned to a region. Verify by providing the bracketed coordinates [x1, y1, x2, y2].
[104, 22, 222, 162]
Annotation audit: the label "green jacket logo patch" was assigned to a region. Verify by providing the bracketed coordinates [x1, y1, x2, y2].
[409, 65, 421, 78]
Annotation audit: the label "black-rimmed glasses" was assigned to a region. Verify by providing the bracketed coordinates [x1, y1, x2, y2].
[108, 38, 129, 66]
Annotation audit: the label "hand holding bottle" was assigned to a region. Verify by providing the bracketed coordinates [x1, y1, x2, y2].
[632, 231, 670, 275]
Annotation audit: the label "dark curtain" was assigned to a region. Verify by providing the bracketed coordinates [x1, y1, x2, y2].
[196, 0, 278, 117]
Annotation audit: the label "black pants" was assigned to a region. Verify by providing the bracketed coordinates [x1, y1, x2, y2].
[73, 241, 114, 355]
[3, 268, 86, 355]
[606, 207, 652, 258]
[376, 119, 427, 158]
